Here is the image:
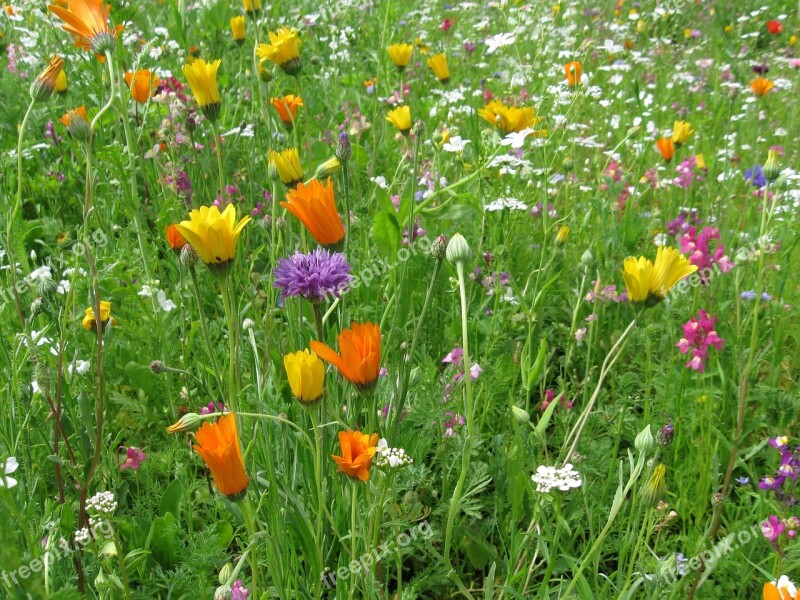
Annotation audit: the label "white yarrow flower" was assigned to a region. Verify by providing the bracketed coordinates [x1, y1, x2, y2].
[531, 463, 582, 493]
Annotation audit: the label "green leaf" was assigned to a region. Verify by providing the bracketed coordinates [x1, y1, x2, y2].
[372, 210, 401, 258]
[151, 513, 179, 568]
[158, 479, 183, 520]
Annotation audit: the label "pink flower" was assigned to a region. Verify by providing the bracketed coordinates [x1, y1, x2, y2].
[675, 310, 725, 372]
[120, 447, 146, 471]
[679, 226, 734, 279]
[762, 515, 784, 542]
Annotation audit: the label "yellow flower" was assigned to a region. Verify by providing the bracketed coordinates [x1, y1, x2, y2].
[621, 246, 697, 305]
[387, 43, 413, 70]
[284, 349, 325, 403]
[242, 0, 260, 14]
[642, 464, 666, 504]
[55, 69, 67, 94]
[414, 37, 430, 55]
[426, 53, 450, 83]
[82, 300, 117, 332]
[478, 99, 540, 134]
[695, 153, 706, 170]
[257, 26, 302, 75]
[230, 16, 245, 43]
[555, 226, 569, 244]
[183, 58, 222, 121]
[268, 148, 304, 187]
[386, 105, 411, 134]
[671, 120, 693, 145]
[174, 204, 251, 276]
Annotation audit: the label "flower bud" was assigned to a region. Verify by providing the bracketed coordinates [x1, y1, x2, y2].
[446, 233, 472, 265]
[511, 405, 530, 424]
[711, 492, 725, 507]
[315, 156, 341, 179]
[336, 132, 351, 162]
[218, 563, 233, 585]
[580, 249, 593, 267]
[555, 225, 570, 245]
[214, 584, 232, 600]
[634, 425, 654, 453]
[656, 424, 674, 447]
[413, 119, 426, 138]
[166, 412, 203, 434]
[762, 149, 781, 181]
[180, 244, 199, 268]
[150, 360, 166, 374]
[430, 234, 448, 260]
[30, 55, 65, 103]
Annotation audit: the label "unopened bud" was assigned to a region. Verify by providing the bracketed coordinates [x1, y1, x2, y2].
[166, 412, 203, 434]
[656, 424, 674, 447]
[430, 234, 448, 260]
[336, 132, 351, 162]
[218, 563, 233, 585]
[180, 244, 199, 268]
[511, 405, 530, 424]
[634, 425, 654, 453]
[150, 360, 166, 374]
[413, 119, 426, 138]
[315, 156, 341, 179]
[580, 249, 593, 266]
[446, 233, 472, 265]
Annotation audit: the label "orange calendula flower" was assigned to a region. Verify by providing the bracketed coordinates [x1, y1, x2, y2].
[124, 69, 159, 104]
[331, 430, 379, 481]
[478, 99, 540, 134]
[165, 224, 187, 251]
[48, 0, 120, 55]
[564, 61, 582, 86]
[30, 55, 65, 102]
[310, 322, 381, 390]
[763, 579, 800, 600]
[193, 413, 249, 499]
[281, 177, 344, 247]
[655, 137, 674, 162]
[750, 77, 774, 96]
[426, 53, 450, 83]
[270, 94, 303, 129]
[257, 26, 302, 75]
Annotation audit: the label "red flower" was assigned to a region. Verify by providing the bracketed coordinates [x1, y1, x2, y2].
[440, 18, 452, 32]
[766, 20, 782, 34]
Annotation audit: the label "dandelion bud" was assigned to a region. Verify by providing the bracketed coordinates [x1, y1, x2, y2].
[656, 424, 674, 447]
[642, 463, 666, 504]
[150, 360, 166, 374]
[430, 234, 448, 260]
[180, 244, 199, 268]
[446, 233, 472, 265]
[218, 563, 233, 585]
[580, 249, 593, 267]
[413, 119, 426, 138]
[634, 425, 654, 453]
[555, 225, 570, 245]
[511, 404, 530, 424]
[166, 412, 203, 434]
[315, 156, 341, 179]
[336, 132, 351, 162]
[762, 149, 781, 181]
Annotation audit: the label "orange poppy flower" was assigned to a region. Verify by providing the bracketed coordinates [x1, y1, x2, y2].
[270, 94, 303, 128]
[310, 322, 381, 390]
[655, 137, 674, 162]
[750, 77, 774, 96]
[165, 224, 186, 251]
[331, 430, 379, 481]
[193, 413, 249, 499]
[764, 581, 800, 600]
[124, 69, 159, 104]
[564, 61, 582, 86]
[280, 177, 345, 247]
[48, 0, 121, 54]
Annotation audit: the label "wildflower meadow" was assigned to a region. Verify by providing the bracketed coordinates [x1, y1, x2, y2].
[2, 0, 800, 598]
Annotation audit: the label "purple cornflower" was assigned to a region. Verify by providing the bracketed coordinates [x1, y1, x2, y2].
[273, 249, 351, 303]
[744, 165, 766, 188]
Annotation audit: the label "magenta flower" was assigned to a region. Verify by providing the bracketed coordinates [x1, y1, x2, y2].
[231, 580, 250, 600]
[762, 515, 784, 543]
[120, 447, 146, 471]
[680, 226, 734, 279]
[676, 310, 725, 372]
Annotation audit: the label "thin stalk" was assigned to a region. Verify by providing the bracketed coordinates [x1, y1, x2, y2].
[112, 529, 132, 600]
[443, 260, 474, 565]
[188, 265, 224, 392]
[212, 121, 226, 200]
[349, 482, 358, 600]
[241, 496, 260, 597]
[219, 277, 237, 412]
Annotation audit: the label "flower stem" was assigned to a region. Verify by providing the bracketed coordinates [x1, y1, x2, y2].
[349, 482, 358, 600]
[212, 121, 225, 201]
[219, 277, 237, 413]
[189, 266, 223, 392]
[241, 495, 260, 597]
[443, 261, 474, 565]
